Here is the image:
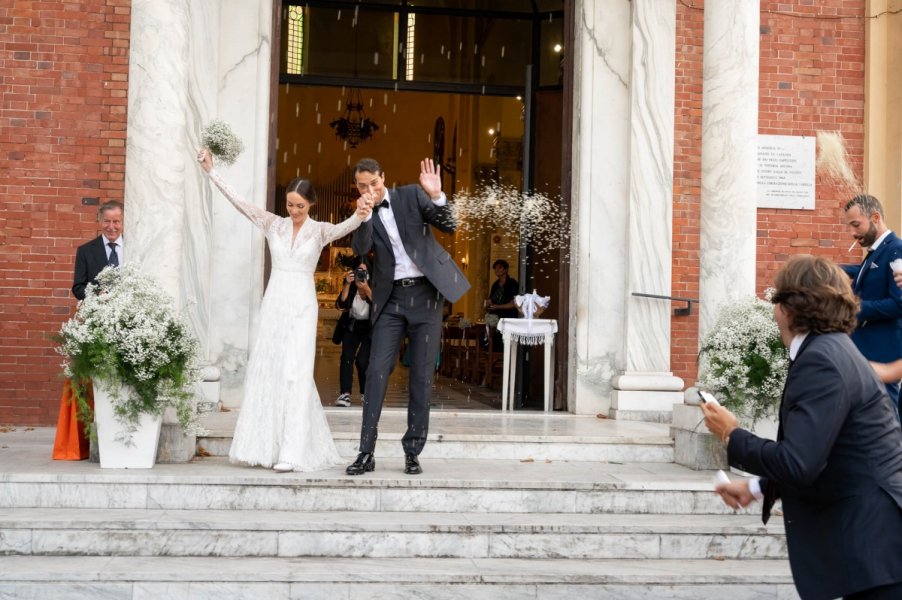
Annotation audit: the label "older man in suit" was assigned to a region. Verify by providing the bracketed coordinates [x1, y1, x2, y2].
[72, 200, 124, 299]
[703, 255, 902, 600]
[841, 194, 902, 411]
[346, 158, 470, 476]
[54, 200, 124, 460]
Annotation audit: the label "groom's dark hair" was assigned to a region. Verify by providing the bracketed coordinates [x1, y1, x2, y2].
[355, 158, 383, 176]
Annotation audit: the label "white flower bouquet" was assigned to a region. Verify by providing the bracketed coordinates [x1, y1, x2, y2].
[697, 294, 788, 425]
[201, 119, 244, 166]
[55, 265, 200, 444]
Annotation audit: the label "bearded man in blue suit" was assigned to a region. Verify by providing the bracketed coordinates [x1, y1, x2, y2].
[841, 194, 902, 411]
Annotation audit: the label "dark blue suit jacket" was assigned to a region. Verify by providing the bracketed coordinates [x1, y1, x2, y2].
[71, 236, 109, 300]
[729, 333, 902, 600]
[841, 231, 902, 364]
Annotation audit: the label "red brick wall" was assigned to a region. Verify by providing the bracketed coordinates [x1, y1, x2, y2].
[672, 0, 865, 385]
[0, 1, 130, 425]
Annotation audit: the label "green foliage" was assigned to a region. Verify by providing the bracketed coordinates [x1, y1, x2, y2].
[55, 265, 200, 445]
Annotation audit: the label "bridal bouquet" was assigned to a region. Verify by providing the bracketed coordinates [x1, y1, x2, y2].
[55, 265, 200, 442]
[201, 119, 245, 166]
[697, 293, 788, 425]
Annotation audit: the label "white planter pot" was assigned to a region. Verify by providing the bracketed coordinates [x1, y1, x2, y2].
[93, 379, 162, 469]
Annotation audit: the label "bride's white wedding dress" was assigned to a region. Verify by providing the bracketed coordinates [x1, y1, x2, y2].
[207, 169, 361, 471]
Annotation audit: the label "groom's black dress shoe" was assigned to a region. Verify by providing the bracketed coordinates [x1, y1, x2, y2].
[404, 453, 422, 475]
[346, 452, 375, 476]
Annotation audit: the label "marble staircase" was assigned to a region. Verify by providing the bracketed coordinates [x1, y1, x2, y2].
[199, 409, 677, 463]
[0, 417, 797, 599]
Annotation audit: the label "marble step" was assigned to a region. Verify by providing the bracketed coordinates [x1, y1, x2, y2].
[1, 458, 747, 515]
[0, 555, 799, 599]
[197, 409, 676, 463]
[0, 508, 787, 560]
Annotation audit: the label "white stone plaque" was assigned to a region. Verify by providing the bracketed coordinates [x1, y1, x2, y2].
[757, 135, 815, 210]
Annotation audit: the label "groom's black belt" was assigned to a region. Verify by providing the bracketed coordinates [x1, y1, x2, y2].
[393, 276, 427, 288]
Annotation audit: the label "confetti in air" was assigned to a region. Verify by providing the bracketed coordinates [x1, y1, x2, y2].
[451, 184, 571, 265]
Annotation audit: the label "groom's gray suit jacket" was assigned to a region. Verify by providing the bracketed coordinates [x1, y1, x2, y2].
[352, 184, 470, 319]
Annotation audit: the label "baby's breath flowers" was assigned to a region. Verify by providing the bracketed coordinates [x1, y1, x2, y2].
[450, 184, 571, 264]
[201, 119, 244, 166]
[697, 295, 788, 426]
[55, 265, 200, 445]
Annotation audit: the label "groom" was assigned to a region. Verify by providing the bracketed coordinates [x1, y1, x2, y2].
[346, 158, 470, 476]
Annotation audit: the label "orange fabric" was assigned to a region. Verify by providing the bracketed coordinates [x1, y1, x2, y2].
[52, 379, 93, 460]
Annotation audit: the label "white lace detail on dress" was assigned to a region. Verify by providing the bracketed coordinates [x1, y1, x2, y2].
[208, 169, 279, 232]
[206, 170, 363, 471]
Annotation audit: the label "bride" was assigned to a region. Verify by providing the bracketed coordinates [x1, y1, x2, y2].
[196, 148, 371, 472]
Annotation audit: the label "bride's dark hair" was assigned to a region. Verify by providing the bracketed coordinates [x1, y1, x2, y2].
[286, 177, 318, 203]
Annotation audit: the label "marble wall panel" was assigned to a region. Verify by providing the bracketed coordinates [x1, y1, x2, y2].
[203, 1, 274, 407]
[699, 1, 760, 337]
[125, 0, 191, 305]
[624, 0, 677, 374]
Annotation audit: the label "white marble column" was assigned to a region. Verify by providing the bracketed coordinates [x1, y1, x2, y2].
[125, 0, 191, 305]
[126, 0, 274, 409]
[569, 0, 682, 417]
[569, 0, 633, 415]
[699, 1, 760, 339]
[196, 1, 274, 408]
[610, 0, 683, 421]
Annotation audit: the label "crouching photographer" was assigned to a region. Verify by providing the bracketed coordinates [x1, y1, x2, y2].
[333, 256, 373, 407]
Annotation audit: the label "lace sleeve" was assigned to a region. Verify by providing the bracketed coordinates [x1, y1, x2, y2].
[318, 213, 363, 247]
[207, 169, 279, 231]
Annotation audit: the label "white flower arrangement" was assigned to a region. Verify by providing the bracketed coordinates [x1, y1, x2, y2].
[201, 119, 244, 166]
[56, 264, 200, 444]
[697, 293, 789, 425]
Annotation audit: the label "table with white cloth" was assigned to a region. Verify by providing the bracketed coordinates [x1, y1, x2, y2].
[497, 318, 558, 411]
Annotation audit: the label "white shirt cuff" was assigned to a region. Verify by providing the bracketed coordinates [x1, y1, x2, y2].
[431, 192, 447, 206]
[748, 477, 764, 500]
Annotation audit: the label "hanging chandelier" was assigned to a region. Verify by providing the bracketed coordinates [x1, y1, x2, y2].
[329, 89, 379, 148]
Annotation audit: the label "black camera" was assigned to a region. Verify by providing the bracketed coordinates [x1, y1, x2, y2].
[355, 268, 369, 284]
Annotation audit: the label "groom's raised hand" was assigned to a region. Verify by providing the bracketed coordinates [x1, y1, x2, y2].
[419, 158, 442, 200]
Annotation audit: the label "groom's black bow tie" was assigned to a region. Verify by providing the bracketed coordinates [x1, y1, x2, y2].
[375, 199, 390, 210]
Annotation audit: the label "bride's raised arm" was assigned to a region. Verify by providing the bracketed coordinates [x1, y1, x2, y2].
[316, 201, 371, 247]
[195, 148, 278, 231]
[317, 213, 363, 247]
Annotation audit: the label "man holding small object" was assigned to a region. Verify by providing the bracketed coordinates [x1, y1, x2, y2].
[702, 255, 902, 600]
[841, 194, 902, 411]
[346, 158, 470, 476]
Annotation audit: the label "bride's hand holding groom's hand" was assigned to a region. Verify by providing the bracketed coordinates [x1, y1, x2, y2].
[356, 192, 374, 220]
[355, 203, 372, 220]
